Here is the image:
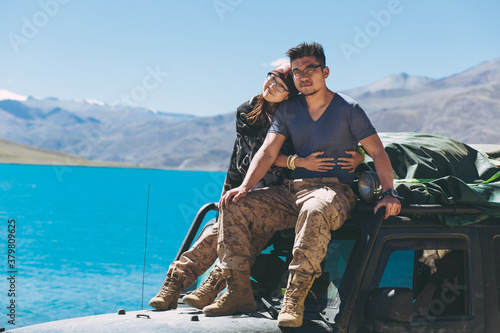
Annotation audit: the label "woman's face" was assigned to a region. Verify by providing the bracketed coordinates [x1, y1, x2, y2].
[262, 74, 290, 103]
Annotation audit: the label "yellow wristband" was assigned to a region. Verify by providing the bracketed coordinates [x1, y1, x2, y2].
[357, 146, 366, 162]
[287, 155, 293, 169]
[290, 154, 298, 170]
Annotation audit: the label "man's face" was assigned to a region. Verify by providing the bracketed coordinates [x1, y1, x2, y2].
[291, 56, 328, 96]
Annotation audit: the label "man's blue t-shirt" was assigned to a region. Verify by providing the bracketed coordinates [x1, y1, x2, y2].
[268, 92, 376, 185]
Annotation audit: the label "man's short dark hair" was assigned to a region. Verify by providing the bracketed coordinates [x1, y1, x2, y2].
[286, 42, 326, 66]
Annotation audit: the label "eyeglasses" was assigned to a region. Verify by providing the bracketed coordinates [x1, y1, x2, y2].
[291, 64, 323, 78]
[267, 73, 289, 93]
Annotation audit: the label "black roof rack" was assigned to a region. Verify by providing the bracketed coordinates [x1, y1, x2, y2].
[355, 203, 484, 215]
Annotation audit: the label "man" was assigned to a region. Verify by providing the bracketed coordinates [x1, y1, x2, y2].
[203, 42, 401, 328]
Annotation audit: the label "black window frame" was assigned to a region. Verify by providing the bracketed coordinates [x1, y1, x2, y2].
[370, 236, 471, 319]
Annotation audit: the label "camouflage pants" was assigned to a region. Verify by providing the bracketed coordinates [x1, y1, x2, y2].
[167, 222, 219, 289]
[217, 178, 357, 278]
[168, 221, 273, 290]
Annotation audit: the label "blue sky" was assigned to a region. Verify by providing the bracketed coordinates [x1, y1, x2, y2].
[1, 0, 499, 116]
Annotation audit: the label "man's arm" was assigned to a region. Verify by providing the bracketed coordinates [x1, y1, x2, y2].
[360, 133, 401, 219]
[219, 132, 286, 209]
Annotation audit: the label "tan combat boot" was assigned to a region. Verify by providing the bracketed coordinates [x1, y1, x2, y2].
[277, 271, 316, 327]
[183, 266, 226, 309]
[149, 268, 185, 310]
[202, 269, 257, 316]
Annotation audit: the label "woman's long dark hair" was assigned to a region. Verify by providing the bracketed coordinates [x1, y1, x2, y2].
[245, 93, 276, 128]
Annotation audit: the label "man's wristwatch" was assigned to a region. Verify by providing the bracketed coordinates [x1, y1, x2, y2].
[381, 188, 398, 198]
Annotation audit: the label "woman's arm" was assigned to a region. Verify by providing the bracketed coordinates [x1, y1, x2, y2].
[337, 147, 365, 173]
[274, 148, 365, 172]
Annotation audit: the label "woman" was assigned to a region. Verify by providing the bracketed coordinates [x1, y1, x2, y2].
[149, 63, 364, 311]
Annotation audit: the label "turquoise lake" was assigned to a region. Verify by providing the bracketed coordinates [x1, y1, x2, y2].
[0, 164, 225, 328]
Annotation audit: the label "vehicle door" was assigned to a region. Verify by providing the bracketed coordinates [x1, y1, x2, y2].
[479, 226, 500, 332]
[348, 225, 485, 333]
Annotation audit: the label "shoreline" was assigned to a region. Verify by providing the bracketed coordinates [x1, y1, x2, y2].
[0, 137, 139, 168]
[0, 138, 228, 171]
[0, 162, 227, 173]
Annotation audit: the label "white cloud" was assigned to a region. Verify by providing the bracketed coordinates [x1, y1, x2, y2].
[269, 58, 289, 67]
[85, 99, 106, 106]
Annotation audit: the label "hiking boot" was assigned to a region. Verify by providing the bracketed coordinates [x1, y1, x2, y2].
[149, 268, 185, 310]
[277, 271, 316, 327]
[183, 266, 226, 309]
[203, 269, 257, 316]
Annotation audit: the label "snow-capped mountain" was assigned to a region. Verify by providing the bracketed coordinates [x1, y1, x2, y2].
[0, 89, 28, 101]
[0, 93, 232, 170]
